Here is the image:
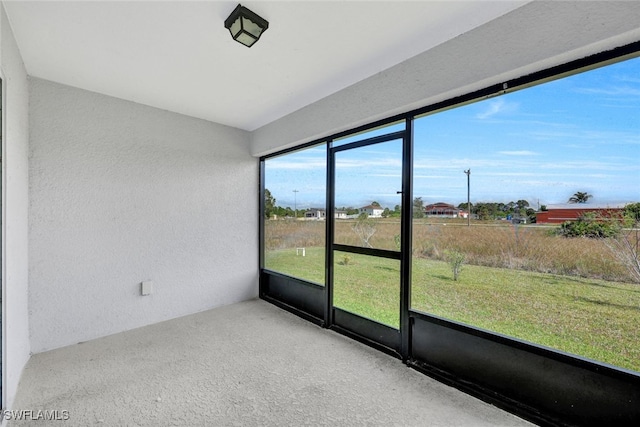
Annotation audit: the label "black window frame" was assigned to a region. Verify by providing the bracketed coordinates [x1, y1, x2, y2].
[259, 41, 640, 426]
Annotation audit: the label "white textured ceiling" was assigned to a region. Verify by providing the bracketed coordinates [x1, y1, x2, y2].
[4, 1, 531, 131]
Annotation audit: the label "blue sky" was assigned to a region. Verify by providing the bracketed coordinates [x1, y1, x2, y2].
[266, 55, 640, 210]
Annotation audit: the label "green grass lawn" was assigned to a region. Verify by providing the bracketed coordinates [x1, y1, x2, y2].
[265, 247, 640, 372]
[265, 246, 326, 285]
[334, 251, 400, 328]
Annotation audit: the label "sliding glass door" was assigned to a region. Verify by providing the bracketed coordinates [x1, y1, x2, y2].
[328, 133, 409, 352]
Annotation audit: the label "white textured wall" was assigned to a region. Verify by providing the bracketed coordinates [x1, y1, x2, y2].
[29, 79, 257, 353]
[1, 3, 30, 413]
[251, 1, 640, 156]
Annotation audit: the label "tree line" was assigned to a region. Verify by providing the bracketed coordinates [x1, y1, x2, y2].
[266, 189, 637, 223]
[265, 189, 535, 221]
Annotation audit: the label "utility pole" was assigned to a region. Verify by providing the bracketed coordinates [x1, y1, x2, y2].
[464, 169, 471, 227]
[293, 189, 299, 219]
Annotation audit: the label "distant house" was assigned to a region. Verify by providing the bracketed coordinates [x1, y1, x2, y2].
[304, 209, 349, 219]
[424, 202, 467, 218]
[304, 208, 326, 220]
[535, 203, 626, 224]
[359, 204, 384, 218]
[335, 210, 347, 219]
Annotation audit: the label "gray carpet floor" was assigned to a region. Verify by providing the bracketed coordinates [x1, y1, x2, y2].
[11, 299, 533, 426]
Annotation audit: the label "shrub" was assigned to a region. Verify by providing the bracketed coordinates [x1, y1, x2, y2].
[352, 214, 376, 248]
[444, 249, 466, 281]
[604, 229, 640, 284]
[339, 254, 353, 266]
[556, 213, 620, 238]
[624, 202, 640, 225]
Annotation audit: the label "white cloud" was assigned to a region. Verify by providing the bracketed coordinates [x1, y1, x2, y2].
[475, 99, 518, 119]
[497, 150, 538, 156]
[537, 160, 631, 171]
[335, 157, 401, 169]
[527, 129, 640, 145]
[266, 159, 326, 170]
[575, 86, 640, 96]
[369, 173, 402, 178]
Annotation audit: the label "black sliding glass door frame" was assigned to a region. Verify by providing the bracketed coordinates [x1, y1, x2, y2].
[324, 127, 412, 358]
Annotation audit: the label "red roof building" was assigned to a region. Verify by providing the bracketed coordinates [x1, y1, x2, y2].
[424, 202, 468, 218]
[535, 204, 626, 224]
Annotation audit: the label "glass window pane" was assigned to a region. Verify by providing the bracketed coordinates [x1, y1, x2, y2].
[334, 139, 403, 251]
[411, 56, 640, 373]
[333, 251, 400, 328]
[264, 144, 326, 285]
[333, 120, 405, 147]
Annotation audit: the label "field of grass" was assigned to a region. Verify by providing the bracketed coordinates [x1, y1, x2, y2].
[413, 260, 640, 372]
[334, 251, 400, 328]
[266, 218, 637, 282]
[265, 245, 640, 372]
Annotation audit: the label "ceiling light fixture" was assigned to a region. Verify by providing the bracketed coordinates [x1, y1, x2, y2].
[224, 4, 269, 48]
